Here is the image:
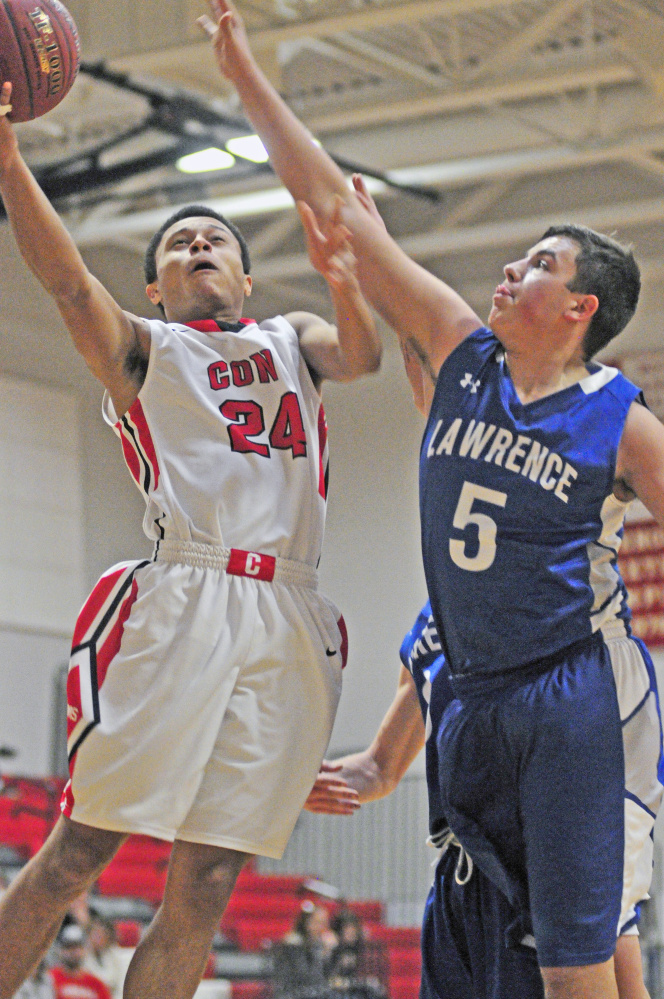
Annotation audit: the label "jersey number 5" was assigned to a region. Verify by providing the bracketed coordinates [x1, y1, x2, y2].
[449, 481, 507, 572]
[220, 392, 307, 459]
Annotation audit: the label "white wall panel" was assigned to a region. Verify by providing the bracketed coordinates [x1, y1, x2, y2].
[0, 375, 85, 635]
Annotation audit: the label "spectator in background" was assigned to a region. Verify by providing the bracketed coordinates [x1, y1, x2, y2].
[328, 910, 365, 985]
[49, 924, 112, 999]
[83, 914, 125, 999]
[273, 902, 337, 998]
[327, 909, 386, 999]
[67, 891, 92, 934]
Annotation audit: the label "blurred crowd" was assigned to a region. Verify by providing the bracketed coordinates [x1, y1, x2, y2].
[12, 892, 125, 999]
[272, 902, 386, 999]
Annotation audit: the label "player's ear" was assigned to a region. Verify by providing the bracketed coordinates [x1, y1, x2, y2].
[146, 282, 162, 307]
[244, 274, 253, 298]
[565, 293, 598, 324]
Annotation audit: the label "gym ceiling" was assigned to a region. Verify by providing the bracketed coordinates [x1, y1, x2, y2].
[6, 0, 664, 357]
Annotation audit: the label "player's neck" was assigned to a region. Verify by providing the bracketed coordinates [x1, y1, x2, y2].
[503, 343, 588, 405]
[165, 306, 244, 326]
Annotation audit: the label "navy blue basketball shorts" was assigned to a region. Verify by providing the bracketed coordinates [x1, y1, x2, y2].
[421, 842, 544, 999]
[436, 630, 663, 968]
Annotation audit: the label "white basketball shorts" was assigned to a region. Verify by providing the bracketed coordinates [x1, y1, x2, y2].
[61, 543, 345, 858]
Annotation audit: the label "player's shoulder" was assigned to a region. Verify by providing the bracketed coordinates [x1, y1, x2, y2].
[439, 326, 500, 375]
[578, 361, 642, 413]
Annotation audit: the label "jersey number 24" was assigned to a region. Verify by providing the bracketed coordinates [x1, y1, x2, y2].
[220, 391, 307, 459]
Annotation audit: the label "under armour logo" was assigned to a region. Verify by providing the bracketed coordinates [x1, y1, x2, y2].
[460, 373, 481, 393]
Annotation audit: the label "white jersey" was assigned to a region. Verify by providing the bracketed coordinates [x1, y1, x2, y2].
[103, 316, 329, 566]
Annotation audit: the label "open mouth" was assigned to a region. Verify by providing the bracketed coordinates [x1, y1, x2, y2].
[191, 260, 218, 273]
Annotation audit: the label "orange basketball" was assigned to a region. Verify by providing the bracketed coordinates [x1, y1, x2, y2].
[0, 0, 80, 122]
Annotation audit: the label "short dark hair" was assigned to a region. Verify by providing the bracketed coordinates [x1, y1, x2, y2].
[144, 204, 251, 287]
[540, 224, 640, 359]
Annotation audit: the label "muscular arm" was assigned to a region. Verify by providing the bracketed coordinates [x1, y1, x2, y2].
[305, 666, 425, 812]
[0, 84, 149, 416]
[199, 2, 481, 377]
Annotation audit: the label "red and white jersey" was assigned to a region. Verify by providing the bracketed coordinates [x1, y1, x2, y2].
[50, 968, 112, 999]
[104, 316, 329, 565]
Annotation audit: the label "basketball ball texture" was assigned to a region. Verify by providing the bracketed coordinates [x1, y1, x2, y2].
[0, 0, 80, 121]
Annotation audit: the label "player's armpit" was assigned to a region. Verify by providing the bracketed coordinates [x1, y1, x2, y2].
[615, 400, 664, 523]
[56, 278, 152, 417]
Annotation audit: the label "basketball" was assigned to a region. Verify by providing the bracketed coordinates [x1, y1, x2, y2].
[0, 0, 80, 122]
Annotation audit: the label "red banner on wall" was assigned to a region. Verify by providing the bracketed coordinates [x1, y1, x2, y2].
[619, 517, 664, 646]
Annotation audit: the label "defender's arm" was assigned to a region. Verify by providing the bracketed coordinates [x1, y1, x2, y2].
[200, 1, 481, 377]
[304, 666, 425, 812]
[0, 83, 150, 417]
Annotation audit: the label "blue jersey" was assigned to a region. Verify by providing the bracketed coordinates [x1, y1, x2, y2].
[399, 602, 454, 836]
[420, 327, 641, 680]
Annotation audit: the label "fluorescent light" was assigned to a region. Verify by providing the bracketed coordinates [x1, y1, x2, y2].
[226, 135, 269, 163]
[176, 148, 235, 174]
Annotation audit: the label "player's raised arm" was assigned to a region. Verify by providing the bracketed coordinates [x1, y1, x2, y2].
[304, 666, 425, 813]
[0, 82, 150, 417]
[199, 1, 481, 378]
[286, 199, 381, 385]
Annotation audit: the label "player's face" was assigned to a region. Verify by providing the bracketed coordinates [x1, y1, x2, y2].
[488, 235, 582, 344]
[148, 217, 252, 321]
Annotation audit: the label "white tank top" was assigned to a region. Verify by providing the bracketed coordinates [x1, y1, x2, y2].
[103, 316, 329, 566]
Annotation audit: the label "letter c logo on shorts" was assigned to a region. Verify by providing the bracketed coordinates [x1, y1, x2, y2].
[227, 548, 277, 581]
[245, 552, 261, 575]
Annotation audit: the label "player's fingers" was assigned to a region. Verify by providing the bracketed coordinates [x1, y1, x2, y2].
[307, 803, 359, 815]
[297, 201, 325, 259]
[331, 194, 345, 227]
[196, 14, 217, 37]
[304, 795, 359, 814]
[318, 760, 342, 773]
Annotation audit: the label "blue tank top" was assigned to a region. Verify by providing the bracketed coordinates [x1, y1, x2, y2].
[420, 327, 641, 681]
[399, 602, 454, 836]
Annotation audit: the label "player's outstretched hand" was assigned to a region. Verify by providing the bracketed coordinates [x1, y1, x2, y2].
[352, 174, 387, 232]
[197, 0, 252, 82]
[304, 762, 361, 815]
[0, 83, 18, 171]
[297, 197, 360, 296]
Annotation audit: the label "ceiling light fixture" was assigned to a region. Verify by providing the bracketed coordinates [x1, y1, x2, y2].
[225, 135, 270, 163]
[176, 147, 236, 173]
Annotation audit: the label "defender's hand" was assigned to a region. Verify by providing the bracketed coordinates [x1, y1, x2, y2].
[197, 0, 252, 82]
[304, 762, 360, 815]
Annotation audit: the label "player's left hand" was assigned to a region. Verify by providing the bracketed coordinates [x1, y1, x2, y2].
[297, 197, 360, 295]
[198, 0, 252, 81]
[303, 761, 361, 815]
